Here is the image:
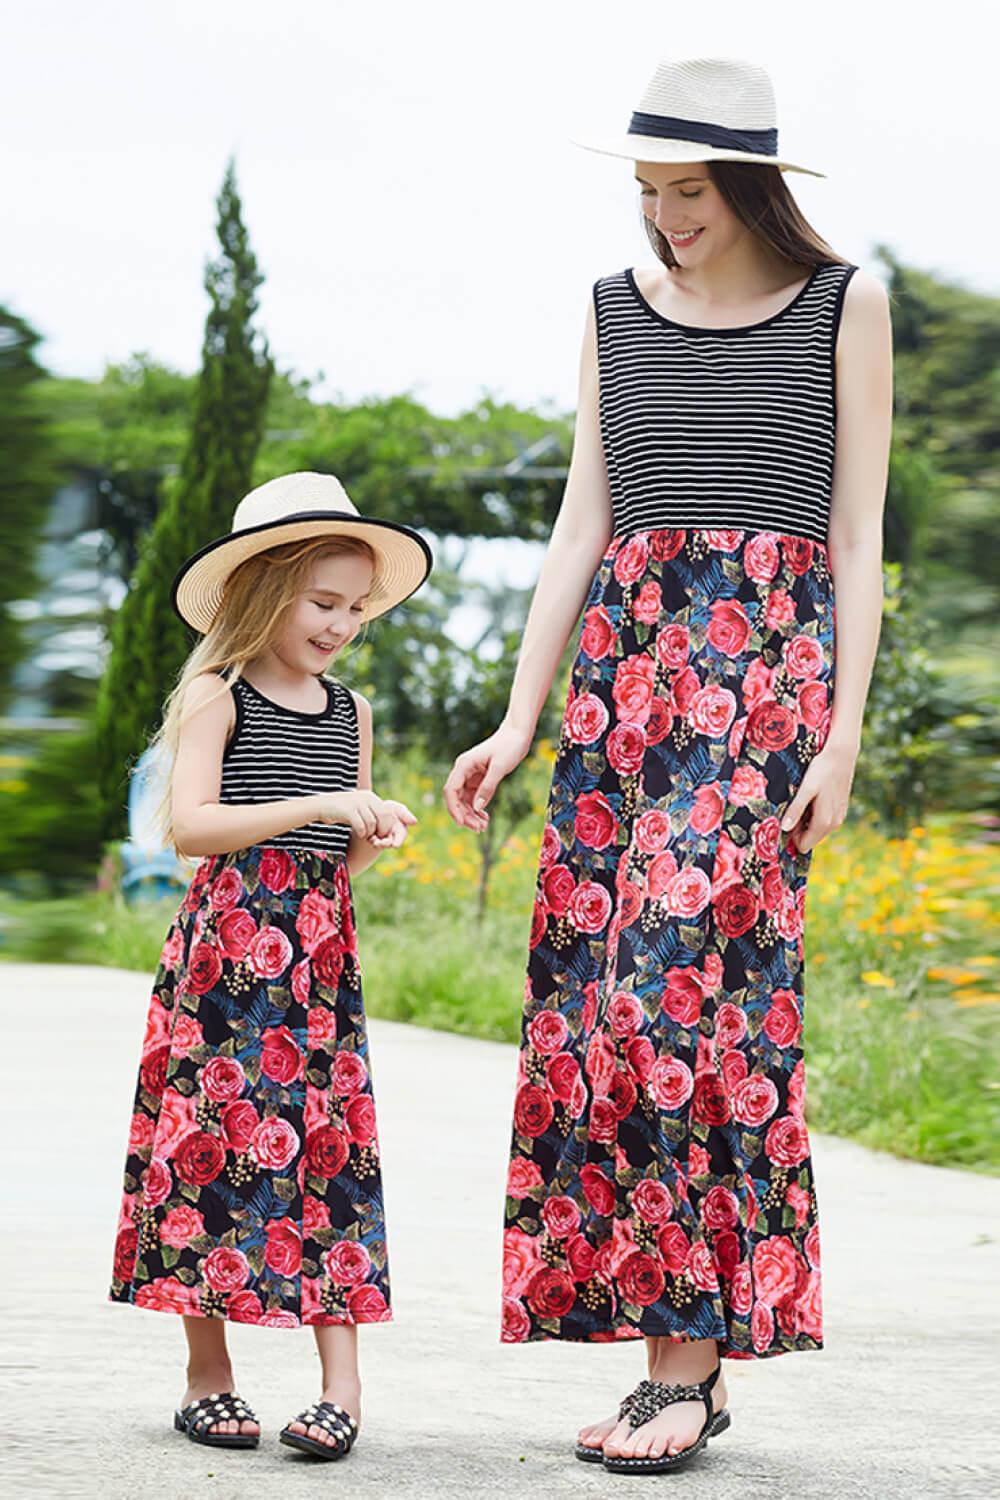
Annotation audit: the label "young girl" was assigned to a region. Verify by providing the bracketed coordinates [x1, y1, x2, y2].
[110, 471, 432, 1460]
[445, 57, 891, 1473]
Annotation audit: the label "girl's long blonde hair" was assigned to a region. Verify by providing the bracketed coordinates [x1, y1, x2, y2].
[149, 534, 379, 848]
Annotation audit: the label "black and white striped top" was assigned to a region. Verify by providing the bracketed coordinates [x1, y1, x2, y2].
[593, 262, 858, 546]
[220, 676, 359, 859]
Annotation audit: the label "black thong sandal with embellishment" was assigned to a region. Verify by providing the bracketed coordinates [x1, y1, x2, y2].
[576, 1379, 650, 1463]
[279, 1401, 359, 1461]
[173, 1391, 260, 1448]
[601, 1365, 731, 1474]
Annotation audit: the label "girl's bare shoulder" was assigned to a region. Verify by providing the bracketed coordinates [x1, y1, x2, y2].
[349, 689, 373, 724]
[182, 672, 236, 725]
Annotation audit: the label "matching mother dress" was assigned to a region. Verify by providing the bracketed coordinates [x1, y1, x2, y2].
[502, 263, 856, 1356]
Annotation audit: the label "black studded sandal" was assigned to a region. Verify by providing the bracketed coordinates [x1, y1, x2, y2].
[173, 1391, 260, 1448]
[601, 1365, 731, 1474]
[279, 1401, 359, 1461]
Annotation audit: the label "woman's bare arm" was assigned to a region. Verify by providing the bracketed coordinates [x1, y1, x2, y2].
[780, 268, 894, 849]
[443, 295, 614, 830]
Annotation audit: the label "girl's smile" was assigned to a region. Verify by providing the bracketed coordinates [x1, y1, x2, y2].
[272, 552, 374, 675]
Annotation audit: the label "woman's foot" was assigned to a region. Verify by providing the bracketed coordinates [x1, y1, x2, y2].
[284, 1376, 361, 1452]
[600, 1340, 726, 1463]
[180, 1366, 260, 1440]
[577, 1410, 621, 1455]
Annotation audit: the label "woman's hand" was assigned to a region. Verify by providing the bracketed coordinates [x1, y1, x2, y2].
[317, 790, 417, 845]
[443, 722, 533, 831]
[780, 739, 858, 853]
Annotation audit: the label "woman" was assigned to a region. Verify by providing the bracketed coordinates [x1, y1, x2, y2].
[444, 56, 891, 1474]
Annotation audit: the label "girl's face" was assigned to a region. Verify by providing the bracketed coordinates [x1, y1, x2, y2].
[271, 550, 375, 674]
[635, 161, 744, 262]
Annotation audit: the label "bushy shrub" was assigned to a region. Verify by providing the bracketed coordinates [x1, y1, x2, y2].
[852, 562, 997, 829]
[0, 724, 103, 891]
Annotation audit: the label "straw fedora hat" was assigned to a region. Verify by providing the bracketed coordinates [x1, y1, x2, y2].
[574, 56, 824, 177]
[172, 471, 433, 633]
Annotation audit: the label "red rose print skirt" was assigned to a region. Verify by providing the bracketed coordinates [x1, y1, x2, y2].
[110, 846, 391, 1326]
[502, 528, 831, 1356]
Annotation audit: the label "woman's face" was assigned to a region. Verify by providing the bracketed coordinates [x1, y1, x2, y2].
[635, 161, 744, 262]
[272, 549, 374, 674]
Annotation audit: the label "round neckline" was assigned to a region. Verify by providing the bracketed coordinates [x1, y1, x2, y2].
[237, 675, 333, 720]
[624, 264, 820, 336]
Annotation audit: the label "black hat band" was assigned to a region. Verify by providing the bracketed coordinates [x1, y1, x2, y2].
[628, 111, 778, 156]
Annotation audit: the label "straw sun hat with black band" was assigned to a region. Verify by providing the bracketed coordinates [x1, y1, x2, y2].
[573, 56, 824, 177]
[172, 472, 433, 634]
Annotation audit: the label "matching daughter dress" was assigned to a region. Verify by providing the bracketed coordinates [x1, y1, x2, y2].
[110, 677, 391, 1326]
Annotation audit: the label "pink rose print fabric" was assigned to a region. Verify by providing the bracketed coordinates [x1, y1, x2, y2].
[111, 848, 390, 1326]
[503, 528, 830, 1357]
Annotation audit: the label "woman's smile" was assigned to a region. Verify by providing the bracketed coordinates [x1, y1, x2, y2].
[666, 227, 704, 247]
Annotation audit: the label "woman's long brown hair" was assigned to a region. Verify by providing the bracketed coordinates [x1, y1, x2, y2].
[644, 160, 848, 271]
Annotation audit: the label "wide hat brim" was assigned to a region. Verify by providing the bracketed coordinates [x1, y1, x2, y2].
[573, 134, 824, 177]
[172, 513, 433, 634]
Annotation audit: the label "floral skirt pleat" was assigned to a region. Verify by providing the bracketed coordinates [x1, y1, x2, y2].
[110, 847, 391, 1326]
[502, 527, 833, 1356]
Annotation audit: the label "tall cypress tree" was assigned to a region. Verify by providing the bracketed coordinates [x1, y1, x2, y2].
[96, 160, 273, 837]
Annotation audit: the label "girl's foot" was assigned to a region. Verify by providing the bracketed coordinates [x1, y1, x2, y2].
[600, 1341, 726, 1463]
[285, 1377, 361, 1452]
[180, 1367, 260, 1440]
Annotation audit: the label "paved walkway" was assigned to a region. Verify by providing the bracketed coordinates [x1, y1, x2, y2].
[3, 963, 998, 1499]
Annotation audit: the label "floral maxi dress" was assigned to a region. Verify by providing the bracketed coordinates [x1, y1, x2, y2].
[110, 676, 391, 1326]
[502, 264, 858, 1355]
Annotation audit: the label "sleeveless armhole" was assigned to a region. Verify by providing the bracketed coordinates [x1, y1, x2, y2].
[333, 679, 362, 791]
[830, 264, 860, 430]
[592, 278, 605, 346]
[222, 678, 245, 763]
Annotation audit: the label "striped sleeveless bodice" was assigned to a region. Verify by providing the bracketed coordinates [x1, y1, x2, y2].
[593, 262, 858, 546]
[220, 676, 359, 858]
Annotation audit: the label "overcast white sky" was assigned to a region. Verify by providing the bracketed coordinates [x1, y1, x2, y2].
[7, 0, 998, 415]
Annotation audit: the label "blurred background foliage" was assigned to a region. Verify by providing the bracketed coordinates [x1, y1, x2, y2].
[1, 171, 997, 1169]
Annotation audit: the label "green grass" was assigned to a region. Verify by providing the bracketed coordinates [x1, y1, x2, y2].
[0, 889, 178, 971]
[803, 949, 999, 1172]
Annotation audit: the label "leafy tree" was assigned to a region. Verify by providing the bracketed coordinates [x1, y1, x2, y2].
[850, 562, 994, 829]
[878, 246, 1000, 623]
[256, 393, 572, 541]
[0, 307, 59, 713]
[95, 160, 273, 837]
[92, 357, 196, 579]
[879, 246, 1000, 469]
[410, 624, 562, 918]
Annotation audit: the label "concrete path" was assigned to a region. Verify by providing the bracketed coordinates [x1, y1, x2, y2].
[2, 962, 998, 1499]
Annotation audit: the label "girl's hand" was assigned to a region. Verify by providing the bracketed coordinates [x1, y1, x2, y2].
[367, 799, 417, 849]
[443, 723, 533, 832]
[317, 790, 417, 844]
[780, 740, 858, 854]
